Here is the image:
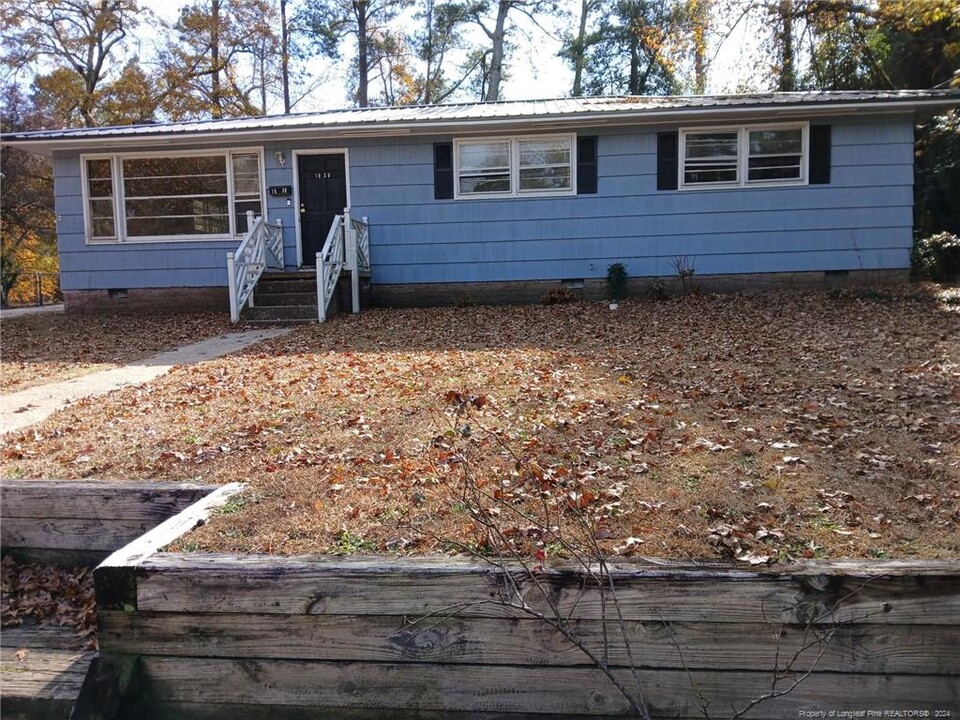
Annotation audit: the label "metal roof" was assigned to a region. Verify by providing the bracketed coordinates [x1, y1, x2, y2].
[4, 90, 958, 154]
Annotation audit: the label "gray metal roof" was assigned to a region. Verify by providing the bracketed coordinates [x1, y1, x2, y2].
[4, 90, 958, 153]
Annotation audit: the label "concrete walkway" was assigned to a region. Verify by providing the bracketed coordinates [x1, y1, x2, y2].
[0, 304, 65, 319]
[1, 328, 291, 434]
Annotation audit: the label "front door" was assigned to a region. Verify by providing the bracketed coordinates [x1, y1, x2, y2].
[297, 154, 347, 266]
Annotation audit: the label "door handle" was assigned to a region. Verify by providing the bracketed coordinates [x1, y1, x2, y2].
[300, 204, 306, 214]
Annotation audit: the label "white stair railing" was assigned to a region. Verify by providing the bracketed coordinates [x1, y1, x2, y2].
[316, 214, 345, 323]
[353, 215, 370, 273]
[227, 212, 284, 323]
[315, 208, 371, 322]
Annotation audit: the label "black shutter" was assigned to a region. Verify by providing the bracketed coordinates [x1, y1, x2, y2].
[577, 136, 598, 194]
[434, 142, 454, 199]
[657, 132, 679, 190]
[809, 125, 831, 184]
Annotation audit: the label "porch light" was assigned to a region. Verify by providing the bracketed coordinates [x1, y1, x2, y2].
[274, 150, 286, 167]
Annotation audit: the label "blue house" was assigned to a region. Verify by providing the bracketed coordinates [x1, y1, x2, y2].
[4, 90, 958, 320]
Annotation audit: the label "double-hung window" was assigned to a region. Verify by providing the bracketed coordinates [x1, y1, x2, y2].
[81, 149, 264, 243]
[680, 123, 808, 189]
[454, 134, 575, 199]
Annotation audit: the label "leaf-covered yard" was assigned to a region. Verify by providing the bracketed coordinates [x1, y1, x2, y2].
[1, 288, 957, 562]
[0, 313, 235, 393]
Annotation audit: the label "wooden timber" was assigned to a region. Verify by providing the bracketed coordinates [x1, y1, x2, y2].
[84, 545, 960, 719]
[0, 481, 215, 566]
[96, 610, 960, 675]
[134, 553, 960, 625]
[0, 625, 95, 720]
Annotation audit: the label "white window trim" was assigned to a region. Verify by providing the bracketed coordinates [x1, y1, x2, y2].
[453, 134, 577, 200]
[80, 147, 266, 245]
[679, 122, 809, 191]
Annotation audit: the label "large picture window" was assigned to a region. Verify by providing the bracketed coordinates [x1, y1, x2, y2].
[455, 134, 575, 199]
[680, 123, 807, 189]
[81, 150, 264, 243]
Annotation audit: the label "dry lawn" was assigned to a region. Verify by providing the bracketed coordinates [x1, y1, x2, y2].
[1, 288, 958, 563]
[0, 313, 235, 393]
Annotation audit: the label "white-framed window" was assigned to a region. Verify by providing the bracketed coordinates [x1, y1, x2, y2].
[680, 123, 808, 190]
[454, 134, 575, 199]
[81, 148, 265, 244]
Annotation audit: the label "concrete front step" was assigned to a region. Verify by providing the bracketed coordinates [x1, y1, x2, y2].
[244, 305, 318, 322]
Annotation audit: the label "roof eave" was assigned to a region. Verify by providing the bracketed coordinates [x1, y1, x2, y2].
[4, 96, 957, 157]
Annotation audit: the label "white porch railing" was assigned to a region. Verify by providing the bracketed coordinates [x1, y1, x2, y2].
[227, 212, 284, 323]
[316, 214, 345, 323]
[353, 215, 370, 273]
[316, 208, 370, 322]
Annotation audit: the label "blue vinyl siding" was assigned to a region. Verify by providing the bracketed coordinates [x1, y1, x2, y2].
[346, 116, 914, 286]
[53, 114, 915, 292]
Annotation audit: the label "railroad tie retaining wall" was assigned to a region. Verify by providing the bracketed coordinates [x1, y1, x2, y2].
[86, 542, 960, 718]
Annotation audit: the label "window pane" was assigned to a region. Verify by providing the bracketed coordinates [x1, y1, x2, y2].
[518, 138, 571, 167]
[87, 159, 112, 179]
[459, 142, 510, 172]
[459, 174, 511, 194]
[520, 166, 571, 191]
[127, 215, 230, 237]
[123, 156, 226, 179]
[749, 129, 801, 156]
[88, 178, 114, 198]
[232, 153, 260, 175]
[124, 175, 228, 197]
[232, 153, 262, 196]
[748, 128, 802, 182]
[86, 159, 116, 239]
[122, 155, 230, 237]
[235, 200, 263, 234]
[91, 218, 116, 238]
[684, 166, 738, 184]
[685, 133, 738, 159]
[232, 153, 263, 234]
[683, 132, 739, 185]
[518, 138, 572, 192]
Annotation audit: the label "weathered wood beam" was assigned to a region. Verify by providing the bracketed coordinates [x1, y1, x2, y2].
[0, 482, 215, 521]
[97, 610, 960, 675]
[133, 554, 960, 626]
[140, 658, 959, 714]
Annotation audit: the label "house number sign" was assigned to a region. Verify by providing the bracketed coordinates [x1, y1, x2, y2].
[314, 172, 334, 179]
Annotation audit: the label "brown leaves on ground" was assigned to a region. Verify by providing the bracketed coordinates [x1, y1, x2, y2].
[0, 312, 235, 393]
[0, 287, 958, 562]
[1, 556, 97, 650]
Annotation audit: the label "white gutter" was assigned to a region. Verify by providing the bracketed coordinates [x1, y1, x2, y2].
[4, 97, 957, 156]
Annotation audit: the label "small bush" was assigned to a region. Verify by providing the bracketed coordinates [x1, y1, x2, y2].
[540, 286, 578, 305]
[914, 232, 960, 282]
[647, 279, 668, 301]
[606, 263, 629, 301]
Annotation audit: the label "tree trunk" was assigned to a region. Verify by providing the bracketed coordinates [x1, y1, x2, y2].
[281, 0, 291, 113]
[484, 0, 510, 101]
[776, 0, 796, 91]
[424, 0, 435, 104]
[211, 0, 222, 118]
[571, 0, 590, 97]
[356, 0, 370, 107]
[692, 0, 708, 94]
[628, 27, 640, 94]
